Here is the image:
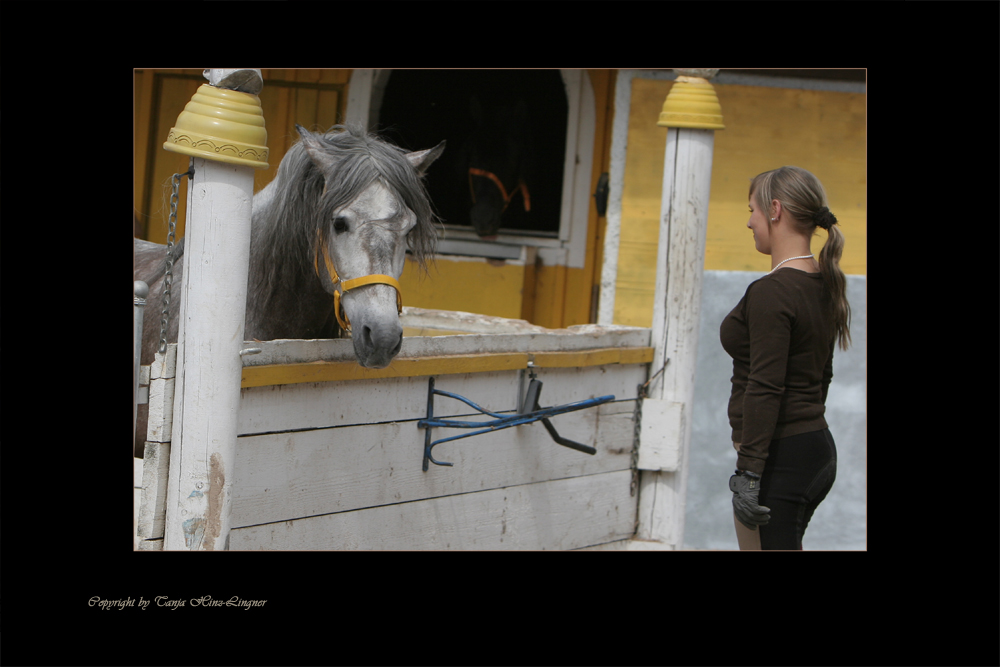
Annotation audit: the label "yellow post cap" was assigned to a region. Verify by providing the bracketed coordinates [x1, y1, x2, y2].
[163, 84, 269, 169]
[658, 75, 725, 130]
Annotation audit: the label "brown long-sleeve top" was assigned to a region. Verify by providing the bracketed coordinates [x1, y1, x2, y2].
[720, 269, 835, 474]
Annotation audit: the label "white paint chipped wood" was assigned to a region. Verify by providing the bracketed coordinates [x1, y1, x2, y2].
[231, 471, 635, 551]
[141, 309, 653, 550]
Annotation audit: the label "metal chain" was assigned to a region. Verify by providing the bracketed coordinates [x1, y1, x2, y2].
[159, 162, 193, 353]
[630, 383, 644, 498]
[629, 358, 668, 499]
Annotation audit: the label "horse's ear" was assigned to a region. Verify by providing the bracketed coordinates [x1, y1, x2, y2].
[405, 141, 446, 175]
[296, 124, 337, 173]
[295, 123, 315, 143]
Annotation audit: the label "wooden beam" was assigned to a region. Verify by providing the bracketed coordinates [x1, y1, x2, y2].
[531, 346, 653, 368]
[241, 347, 654, 388]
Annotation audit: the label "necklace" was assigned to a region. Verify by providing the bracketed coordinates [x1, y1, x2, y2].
[769, 254, 813, 274]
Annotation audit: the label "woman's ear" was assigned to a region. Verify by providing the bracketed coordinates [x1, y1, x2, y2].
[770, 199, 782, 223]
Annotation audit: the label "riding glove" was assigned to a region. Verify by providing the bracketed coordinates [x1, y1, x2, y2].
[730, 469, 770, 530]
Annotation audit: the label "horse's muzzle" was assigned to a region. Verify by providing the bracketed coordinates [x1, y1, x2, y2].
[352, 313, 403, 369]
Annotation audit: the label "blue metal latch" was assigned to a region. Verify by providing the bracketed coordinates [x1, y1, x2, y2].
[418, 374, 614, 471]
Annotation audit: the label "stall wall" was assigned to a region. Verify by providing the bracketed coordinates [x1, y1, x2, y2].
[230, 364, 643, 550]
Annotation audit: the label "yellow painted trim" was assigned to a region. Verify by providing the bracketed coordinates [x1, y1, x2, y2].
[621, 347, 656, 365]
[531, 347, 654, 368]
[242, 353, 528, 388]
[242, 347, 655, 388]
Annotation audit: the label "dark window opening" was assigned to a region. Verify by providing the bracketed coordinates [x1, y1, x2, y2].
[377, 70, 569, 241]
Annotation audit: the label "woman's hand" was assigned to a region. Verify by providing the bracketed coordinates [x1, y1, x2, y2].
[729, 470, 771, 530]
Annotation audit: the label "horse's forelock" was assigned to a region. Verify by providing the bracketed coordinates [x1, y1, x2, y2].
[317, 127, 439, 269]
[256, 125, 438, 279]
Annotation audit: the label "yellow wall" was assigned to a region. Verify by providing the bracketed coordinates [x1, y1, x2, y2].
[614, 77, 867, 327]
[400, 256, 528, 321]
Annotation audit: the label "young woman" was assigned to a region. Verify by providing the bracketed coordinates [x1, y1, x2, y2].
[720, 166, 851, 550]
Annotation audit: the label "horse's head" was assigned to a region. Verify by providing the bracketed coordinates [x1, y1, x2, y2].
[466, 98, 530, 240]
[298, 125, 444, 368]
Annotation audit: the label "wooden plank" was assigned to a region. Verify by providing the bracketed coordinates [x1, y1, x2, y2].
[532, 346, 653, 368]
[150, 345, 176, 380]
[241, 352, 530, 388]
[242, 346, 654, 389]
[231, 401, 636, 528]
[619, 347, 655, 365]
[237, 363, 647, 436]
[146, 378, 174, 443]
[239, 324, 651, 368]
[138, 441, 171, 541]
[134, 458, 143, 551]
[134, 487, 141, 551]
[145, 345, 177, 443]
[402, 327, 475, 337]
[515, 364, 648, 409]
[637, 398, 683, 471]
[239, 370, 522, 435]
[229, 470, 636, 550]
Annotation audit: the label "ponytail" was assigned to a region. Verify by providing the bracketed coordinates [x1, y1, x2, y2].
[817, 217, 852, 350]
[750, 166, 852, 350]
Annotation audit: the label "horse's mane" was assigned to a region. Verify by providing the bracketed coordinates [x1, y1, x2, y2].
[249, 125, 439, 304]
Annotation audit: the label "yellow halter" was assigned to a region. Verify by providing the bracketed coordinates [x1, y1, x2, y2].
[313, 227, 402, 332]
[468, 167, 531, 213]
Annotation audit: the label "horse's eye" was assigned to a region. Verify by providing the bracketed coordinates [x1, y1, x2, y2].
[333, 216, 349, 234]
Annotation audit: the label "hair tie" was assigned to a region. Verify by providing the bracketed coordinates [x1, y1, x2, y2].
[813, 207, 837, 230]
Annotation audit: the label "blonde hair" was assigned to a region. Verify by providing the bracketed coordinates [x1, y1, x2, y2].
[750, 166, 852, 350]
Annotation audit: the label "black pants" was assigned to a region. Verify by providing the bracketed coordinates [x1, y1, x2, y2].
[758, 428, 837, 550]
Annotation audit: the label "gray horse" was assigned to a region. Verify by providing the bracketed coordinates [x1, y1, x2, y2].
[134, 124, 444, 456]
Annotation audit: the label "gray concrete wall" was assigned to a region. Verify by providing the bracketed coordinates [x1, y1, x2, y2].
[683, 271, 866, 550]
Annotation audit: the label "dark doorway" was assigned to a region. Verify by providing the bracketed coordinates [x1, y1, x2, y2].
[376, 70, 568, 240]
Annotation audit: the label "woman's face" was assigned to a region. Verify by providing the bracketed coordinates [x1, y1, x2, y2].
[747, 192, 772, 255]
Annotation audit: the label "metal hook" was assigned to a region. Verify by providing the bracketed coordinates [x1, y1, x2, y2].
[518, 377, 600, 456]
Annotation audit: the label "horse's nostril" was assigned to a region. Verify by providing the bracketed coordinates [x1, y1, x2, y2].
[361, 325, 373, 347]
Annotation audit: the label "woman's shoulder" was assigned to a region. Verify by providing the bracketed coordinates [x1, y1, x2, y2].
[745, 270, 810, 310]
[751, 269, 821, 291]
[747, 271, 785, 294]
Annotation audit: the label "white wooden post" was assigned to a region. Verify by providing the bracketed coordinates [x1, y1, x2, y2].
[160, 70, 268, 550]
[635, 70, 724, 549]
